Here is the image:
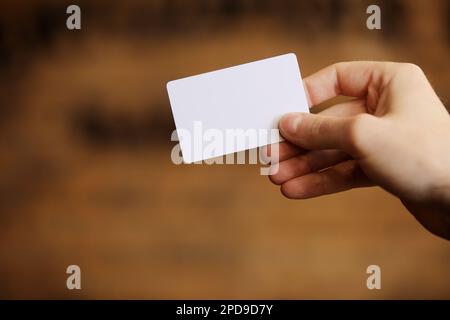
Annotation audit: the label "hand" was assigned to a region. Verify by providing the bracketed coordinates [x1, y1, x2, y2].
[267, 62, 450, 240]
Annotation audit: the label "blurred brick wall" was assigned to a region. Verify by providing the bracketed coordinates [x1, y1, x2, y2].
[0, 0, 449, 299]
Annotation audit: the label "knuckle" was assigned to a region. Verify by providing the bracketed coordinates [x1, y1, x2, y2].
[399, 63, 425, 77]
[330, 62, 344, 70]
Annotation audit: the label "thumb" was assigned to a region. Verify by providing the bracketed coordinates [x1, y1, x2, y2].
[278, 112, 367, 156]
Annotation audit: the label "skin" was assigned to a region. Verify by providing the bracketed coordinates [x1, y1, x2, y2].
[266, 62, 450, 240]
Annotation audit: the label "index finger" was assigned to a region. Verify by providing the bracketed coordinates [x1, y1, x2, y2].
[303, 61, 395, 107]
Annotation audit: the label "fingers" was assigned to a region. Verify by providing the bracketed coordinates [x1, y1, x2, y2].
[268, 100, 365, 184]
[278, 111, 377, 157]
[319, 99, 366, 117]
[263, 141, 304, 164]
[280, 160, 372, 199]
[278, 100, 368, 154]
[303, 61, 393, 107]
[268, 62, 393, 199]
[266, 100, 367, 165]
[279, 112, 354, 153]
[269, 149, 349, 185]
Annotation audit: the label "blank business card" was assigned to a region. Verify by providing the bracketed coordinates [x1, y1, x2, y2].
[166, 53, 309, 163]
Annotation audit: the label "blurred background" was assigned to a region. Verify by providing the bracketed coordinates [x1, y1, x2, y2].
[0, 0, 449, 299]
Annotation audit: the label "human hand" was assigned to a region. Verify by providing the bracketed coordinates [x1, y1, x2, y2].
[267, 62, 450, 240]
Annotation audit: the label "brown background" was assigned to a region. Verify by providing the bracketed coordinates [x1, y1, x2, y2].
[0, 0, 449, 299]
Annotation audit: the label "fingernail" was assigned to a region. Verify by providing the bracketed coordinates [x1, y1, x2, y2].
[280, 113, 302, 135]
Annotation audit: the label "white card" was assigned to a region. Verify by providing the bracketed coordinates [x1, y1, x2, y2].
[167, 53, 309, 163]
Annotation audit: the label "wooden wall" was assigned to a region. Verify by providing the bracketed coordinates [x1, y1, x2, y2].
[0, 0, 449, 299]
